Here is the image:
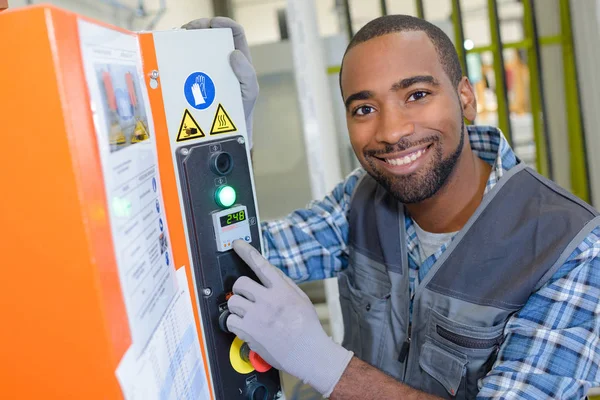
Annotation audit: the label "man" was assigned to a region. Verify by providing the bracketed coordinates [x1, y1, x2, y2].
[184, 15, 600, 399]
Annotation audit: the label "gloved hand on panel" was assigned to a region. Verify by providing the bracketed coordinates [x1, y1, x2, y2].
[182, 17, 259, 150]
[227, 240, 354, 398]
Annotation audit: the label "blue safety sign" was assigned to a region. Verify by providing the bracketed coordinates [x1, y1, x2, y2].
[184, 72, 215, 110]
[152, 177, 157, 192]
[165, 251, 170, 266]
[159, 218, 164, 232]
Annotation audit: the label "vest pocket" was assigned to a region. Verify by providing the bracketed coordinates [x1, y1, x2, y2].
[337, 270, 390, 367]
[419, 341, 467, 397]
[426, 310, 504, 399]
[349, 249, 392, 298]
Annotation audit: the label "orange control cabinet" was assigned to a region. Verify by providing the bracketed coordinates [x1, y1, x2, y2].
[0, 5, 281, 400]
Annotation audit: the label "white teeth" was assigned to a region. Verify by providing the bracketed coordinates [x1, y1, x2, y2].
[385, 148, 426, 166]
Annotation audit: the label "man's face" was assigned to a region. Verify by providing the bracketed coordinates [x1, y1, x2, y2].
[341, 31, 474, 204]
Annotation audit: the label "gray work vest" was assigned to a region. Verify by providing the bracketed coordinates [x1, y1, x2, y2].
[338, 163, 599, 399]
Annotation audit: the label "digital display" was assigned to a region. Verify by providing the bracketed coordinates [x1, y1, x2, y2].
[220, 209, 246, 227]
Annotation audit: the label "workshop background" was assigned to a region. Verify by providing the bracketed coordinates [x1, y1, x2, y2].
[6, 0, 600, 398]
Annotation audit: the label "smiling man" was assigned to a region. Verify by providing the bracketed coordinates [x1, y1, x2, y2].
[184, 14, 600, 399]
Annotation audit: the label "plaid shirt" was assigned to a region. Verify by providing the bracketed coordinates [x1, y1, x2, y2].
[261, 125, 600, 398]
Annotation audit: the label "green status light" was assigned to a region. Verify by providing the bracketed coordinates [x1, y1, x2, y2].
[215, 185, 237, 208]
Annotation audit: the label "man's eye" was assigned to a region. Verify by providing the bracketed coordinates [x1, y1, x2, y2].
[354, 105, 375, 116]
[408, 91, 429, 101]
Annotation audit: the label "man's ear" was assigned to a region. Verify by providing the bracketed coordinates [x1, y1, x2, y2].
[458, 76, 477, 122]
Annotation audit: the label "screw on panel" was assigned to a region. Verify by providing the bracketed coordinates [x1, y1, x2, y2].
[180, 148, 189, 156]
[203, 288, 212, 297]
[149, 70, 159, 89]
[275, 389, 283, 398]
[237, 137, 245, 145]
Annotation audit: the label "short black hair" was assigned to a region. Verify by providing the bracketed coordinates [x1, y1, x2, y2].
[340, 14, 463, 95]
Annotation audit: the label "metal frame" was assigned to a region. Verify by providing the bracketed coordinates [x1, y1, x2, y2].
[343, 0, 354, 40]
[451, 0, 468, 78]
[380, 0, 388, 16]
[487, 0, 512, 143]
[522, 0, 552, 179]
[415, 0, 425, 19]
[559, 0, 590, 202]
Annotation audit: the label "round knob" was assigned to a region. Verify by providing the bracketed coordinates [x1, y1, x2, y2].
[210, 151, 234, 175]
[219, 309, 231, 333]
[245, 381, 268, 400]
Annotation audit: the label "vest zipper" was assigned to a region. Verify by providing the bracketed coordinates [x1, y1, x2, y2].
[399, 290, 414, 381]
[436, 325, 502, 349]
[398, 322, 411, 365]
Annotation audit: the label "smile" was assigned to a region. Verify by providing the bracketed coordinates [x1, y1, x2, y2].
[376, 143, 433, 170]
[385, 147, 427, 166]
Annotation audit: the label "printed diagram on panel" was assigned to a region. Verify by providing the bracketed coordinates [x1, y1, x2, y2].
[96, 64, 150, 153]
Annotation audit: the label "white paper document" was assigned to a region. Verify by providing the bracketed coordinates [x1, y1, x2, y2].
[78, 19, 176, 354]
[116, 267, 211, 400]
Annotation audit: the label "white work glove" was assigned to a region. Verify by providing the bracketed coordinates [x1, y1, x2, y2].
[182, 17, 259, 149]
[227, 240, 354, 398]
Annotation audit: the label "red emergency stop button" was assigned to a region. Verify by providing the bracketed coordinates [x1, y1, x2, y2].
[249, 350, 272, 373]
[240, 342, 272, 373]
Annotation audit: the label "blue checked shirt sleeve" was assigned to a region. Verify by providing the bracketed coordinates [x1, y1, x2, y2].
[260, 168, 366, 283]
[478, 227, 600, 399]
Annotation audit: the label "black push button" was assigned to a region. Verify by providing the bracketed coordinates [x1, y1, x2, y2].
[245, 381, 268, 400]
[218, 309, 231, 333]
[210, 151, 234, 175]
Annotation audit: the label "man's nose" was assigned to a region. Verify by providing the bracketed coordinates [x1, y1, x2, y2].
[374, 108, 415, 144]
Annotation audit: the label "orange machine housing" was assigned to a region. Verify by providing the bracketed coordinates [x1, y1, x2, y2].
[0, 5, 213, 399]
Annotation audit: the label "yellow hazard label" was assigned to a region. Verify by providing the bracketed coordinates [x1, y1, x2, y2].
[177, 109, 205, 142]
[210, 103, 237, 135]
[131, 119, 150, 143]
[109, 123, 127, 146]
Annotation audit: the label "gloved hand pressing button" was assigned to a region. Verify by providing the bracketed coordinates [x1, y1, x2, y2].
[227, 240, 353, 398]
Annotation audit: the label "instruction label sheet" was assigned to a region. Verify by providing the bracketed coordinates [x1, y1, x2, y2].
[79, 19, 176, 354]
[116, 267, 211, 400]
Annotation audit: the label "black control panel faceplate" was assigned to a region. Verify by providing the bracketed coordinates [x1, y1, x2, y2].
[176, 136, 281, 400]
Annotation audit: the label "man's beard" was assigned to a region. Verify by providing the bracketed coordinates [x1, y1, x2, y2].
[365, 119, 465, 204]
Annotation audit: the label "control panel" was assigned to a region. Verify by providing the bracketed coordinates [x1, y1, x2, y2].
[176, 135, 282, 400]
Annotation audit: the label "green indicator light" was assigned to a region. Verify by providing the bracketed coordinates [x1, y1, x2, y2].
[215, 185, 236, 208]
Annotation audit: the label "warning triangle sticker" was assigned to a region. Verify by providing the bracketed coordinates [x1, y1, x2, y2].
[176, 109, 205, 142]
[131, 119, 150, 143]
[210, 103, 237, 135]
